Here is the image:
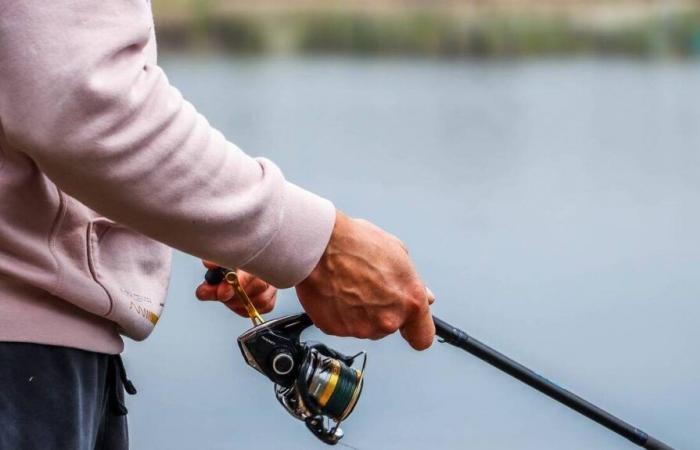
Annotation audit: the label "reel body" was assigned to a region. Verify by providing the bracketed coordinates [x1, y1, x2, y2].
[238, 313, 366, 445]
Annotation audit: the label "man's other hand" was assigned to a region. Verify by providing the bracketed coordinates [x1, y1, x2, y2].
[296, 211, 436, 350]
[195, 261, 277, 317]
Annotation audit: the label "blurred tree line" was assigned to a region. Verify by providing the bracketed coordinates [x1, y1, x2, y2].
[151, 0, 700, 57]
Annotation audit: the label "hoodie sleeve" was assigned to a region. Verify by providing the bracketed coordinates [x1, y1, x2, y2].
[0, 0, 335, 288]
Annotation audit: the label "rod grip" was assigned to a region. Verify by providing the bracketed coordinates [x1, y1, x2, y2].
[644, 436, 675, 450]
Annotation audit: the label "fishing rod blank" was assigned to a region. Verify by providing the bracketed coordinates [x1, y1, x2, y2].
[433, 316, 674, 450]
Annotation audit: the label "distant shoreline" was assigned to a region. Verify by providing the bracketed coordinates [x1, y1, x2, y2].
[152, 3, 700, 58]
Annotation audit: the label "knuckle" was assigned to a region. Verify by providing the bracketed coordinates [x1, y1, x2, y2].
[404, 297, 422, 316]
[406, 284, 427, 311]
[376, 314, 400, 334]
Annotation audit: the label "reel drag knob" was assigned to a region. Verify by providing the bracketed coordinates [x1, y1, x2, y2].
[271, 350, 295, 376]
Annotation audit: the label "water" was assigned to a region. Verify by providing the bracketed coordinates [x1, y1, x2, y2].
[125, 56, 700, 450]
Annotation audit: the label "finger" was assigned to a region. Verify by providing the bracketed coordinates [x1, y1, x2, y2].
[202, 260, 221, 269]
[228, 287, 277, 317]
[225, 280, 275, 308]
[225, 302, 249, 317]
[252, 288, 277, 314]
[368, 330, 392, 341]
[216, 282, 235, 302]
[251, 285, 276, 304]
[250, 288, 277, 312]
[238, 273, 270, 298]
[236, 270, 252, 286]
[400, 304, 435, 351]
[195, 283, 218, 301]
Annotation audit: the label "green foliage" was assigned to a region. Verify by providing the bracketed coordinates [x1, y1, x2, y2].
[151, 5, 700, 58]
[207, 16, 265, 52]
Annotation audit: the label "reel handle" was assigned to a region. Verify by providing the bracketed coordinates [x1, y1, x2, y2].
[204, 267, 227, 285]
[203, 267, 263, 326]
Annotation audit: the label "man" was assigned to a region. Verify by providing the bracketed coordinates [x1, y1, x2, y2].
[0, 1, 435, 449]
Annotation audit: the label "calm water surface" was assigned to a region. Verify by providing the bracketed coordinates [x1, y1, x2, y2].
[125, 57, 700, 450]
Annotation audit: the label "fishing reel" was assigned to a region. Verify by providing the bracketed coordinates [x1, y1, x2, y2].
[238, 313, 366, 445]
[205, 268, 366, 445]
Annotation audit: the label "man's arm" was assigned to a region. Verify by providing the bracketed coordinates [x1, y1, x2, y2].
[0, 0, 334, 288]
[0, 0, 435, 349]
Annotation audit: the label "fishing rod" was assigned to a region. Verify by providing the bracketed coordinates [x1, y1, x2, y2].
[204, 267, 675, 449]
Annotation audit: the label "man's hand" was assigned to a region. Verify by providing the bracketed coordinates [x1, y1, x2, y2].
[296, 211, 436, 350]
[195, 261, 277, 317]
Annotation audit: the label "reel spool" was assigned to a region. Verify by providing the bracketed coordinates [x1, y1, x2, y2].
[299, 346, 364, 422]
[205, 268, 366, 445]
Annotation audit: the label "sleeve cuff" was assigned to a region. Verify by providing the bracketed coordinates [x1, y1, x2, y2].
[241, 181, 336, 288]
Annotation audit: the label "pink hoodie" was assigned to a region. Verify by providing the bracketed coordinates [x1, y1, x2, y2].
[0, 1, 335, 354]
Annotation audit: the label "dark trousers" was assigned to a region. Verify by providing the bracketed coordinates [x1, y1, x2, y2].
[0, 342, 135, 450]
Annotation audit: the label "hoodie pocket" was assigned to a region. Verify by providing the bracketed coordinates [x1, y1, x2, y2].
[87, 218, 172, 340]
